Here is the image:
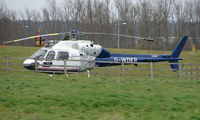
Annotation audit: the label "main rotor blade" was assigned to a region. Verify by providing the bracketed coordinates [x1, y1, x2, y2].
[4, 32, 69, 44]
[3, 31, 153, 45]
[83, 32, 154, 41]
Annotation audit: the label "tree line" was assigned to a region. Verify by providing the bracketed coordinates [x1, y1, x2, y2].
[0, 0, 200, 50]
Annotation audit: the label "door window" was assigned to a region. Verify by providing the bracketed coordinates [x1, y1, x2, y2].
[57, 51, 69, 60]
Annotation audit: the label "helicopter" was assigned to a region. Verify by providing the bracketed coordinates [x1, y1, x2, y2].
[3, 30, 188, 72]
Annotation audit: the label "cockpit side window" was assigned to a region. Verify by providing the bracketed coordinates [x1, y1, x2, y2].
[57, 52, 69, 60]
[46, 51, 55, 60]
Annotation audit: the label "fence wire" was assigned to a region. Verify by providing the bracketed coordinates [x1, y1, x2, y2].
[0, 56, 200, 80]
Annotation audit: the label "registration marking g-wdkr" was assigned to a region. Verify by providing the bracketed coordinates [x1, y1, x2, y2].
[114, 57, 137, 63]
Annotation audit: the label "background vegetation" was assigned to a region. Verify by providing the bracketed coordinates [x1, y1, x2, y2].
[0, 0, 200, 49]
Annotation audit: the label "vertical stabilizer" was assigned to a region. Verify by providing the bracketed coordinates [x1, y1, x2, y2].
[171, 36, 188, 58]
[169, 36, 188, 71]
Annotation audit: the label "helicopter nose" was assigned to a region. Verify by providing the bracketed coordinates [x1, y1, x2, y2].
[23, 59, 36, 70]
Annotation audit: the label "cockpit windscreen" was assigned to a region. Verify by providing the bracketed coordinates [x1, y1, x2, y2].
[30, 48, 47, 59]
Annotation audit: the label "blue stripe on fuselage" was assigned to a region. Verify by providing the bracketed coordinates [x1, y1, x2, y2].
[111, 53, 152, 58]
[95, 56, 182, 67]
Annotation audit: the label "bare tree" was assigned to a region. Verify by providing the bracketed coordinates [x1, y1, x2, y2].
[195, 0, 200, 38]
[68, 0, 85, 30]
[115, 0, 138, 48]
[150, 0, 172, 49]
[185, 0, 198, 46]
[0, 0, 15, 43]
[1, 0, 198, 50]
[136, 0, 154, 49]
[61, 0, 72, 31]
[42, 8, 51, 33]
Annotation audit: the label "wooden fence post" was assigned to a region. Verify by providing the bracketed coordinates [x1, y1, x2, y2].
[35, 59, 38, 75]
[6, 57, 8, 74]
[186, 68, 188, 80]
[93, 60, 96, 77]
[121, 61, 125, 78]
[179, 63, 182, 80]
[150, 62, 153, 80]
[191, 67, 192, 80]
[197, 67, 199, 80]
[64, 59, 68, 77]
[87, 70, 90, 78]
[196, 67, 198, 80]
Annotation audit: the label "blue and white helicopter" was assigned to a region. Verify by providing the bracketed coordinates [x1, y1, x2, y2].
[4, 31, 188, 72]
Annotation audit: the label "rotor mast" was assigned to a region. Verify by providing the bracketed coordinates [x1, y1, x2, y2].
[70, 30, 78, 40]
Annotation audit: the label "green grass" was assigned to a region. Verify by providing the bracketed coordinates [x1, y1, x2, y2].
[0, 46, 200, 120]
[0, 73, 200, 120]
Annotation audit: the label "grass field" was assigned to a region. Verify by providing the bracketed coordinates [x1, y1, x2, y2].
[0, 46, 200, 120]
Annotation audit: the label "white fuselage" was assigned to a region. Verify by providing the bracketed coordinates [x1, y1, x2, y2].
[23, 40, 103, 72]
